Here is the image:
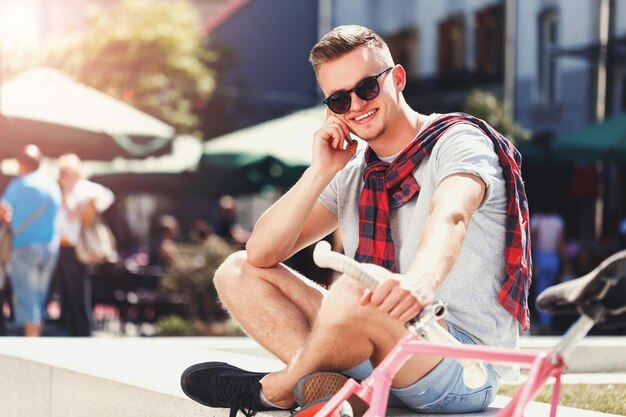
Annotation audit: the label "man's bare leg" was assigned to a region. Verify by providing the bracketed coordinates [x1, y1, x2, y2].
[259, 276, 444, 407]
[215, 255, 444, 408]
[214, 251, 326, 365]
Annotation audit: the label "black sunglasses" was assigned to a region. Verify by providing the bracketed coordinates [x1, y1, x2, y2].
[323, 67, 393, 114]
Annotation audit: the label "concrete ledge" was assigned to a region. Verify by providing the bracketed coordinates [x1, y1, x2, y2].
[0, 354, 209, 417]
[0, 337, 622, 417]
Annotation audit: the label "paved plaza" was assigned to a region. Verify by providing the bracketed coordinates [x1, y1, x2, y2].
[0, 335, 624, 417]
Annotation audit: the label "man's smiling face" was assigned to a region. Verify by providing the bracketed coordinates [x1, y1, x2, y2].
[317, 46, 398, 143]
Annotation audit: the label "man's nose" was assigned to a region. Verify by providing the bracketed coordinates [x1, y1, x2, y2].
[349, 92, 368, 112]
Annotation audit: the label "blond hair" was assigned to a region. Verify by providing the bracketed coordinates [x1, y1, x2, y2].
[309, 25, 393, 74]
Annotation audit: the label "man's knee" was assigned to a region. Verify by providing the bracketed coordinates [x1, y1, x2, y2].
[214, 250, 281, 295]
[213, 250, 248, 295]
[320, 276, 370, 329]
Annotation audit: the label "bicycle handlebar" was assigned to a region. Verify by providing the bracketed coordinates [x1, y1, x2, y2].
[313, 241, 487, 388]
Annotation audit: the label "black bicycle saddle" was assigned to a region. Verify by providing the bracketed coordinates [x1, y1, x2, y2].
[536, 249, 626, 329]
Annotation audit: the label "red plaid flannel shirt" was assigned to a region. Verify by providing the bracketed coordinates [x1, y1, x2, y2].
[354, 113, 532, 330]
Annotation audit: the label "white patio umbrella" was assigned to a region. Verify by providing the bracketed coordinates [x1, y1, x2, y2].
[0, 67, 175, 160]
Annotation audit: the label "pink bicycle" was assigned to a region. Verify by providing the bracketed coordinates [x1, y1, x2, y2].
[303, 241, 626, 417]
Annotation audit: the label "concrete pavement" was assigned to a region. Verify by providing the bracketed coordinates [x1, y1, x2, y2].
[0, 336, 624, 417]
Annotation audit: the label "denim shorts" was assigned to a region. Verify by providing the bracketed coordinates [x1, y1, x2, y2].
[9, 243, 58, 325]
[342, 322, 500, 413]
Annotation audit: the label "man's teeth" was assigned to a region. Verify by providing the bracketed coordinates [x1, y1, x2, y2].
[355, 110, 376, 121]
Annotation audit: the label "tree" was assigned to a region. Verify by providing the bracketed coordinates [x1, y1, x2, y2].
[463, 90, 530, 143]
[50, 0, 215, 134]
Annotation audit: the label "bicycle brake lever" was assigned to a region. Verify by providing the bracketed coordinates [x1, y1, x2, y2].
[405, 300, 447, 334]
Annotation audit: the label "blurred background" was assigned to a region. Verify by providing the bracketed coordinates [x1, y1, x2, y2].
[1, 0, 625, 337]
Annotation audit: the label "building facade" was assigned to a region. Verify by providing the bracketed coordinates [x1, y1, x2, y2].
[331, 0, 626, 137]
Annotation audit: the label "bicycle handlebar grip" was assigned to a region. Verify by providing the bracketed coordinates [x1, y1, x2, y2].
[425, 322, 488, 388]
[313, 241, 488, 389]
[313, 241, 381, 290]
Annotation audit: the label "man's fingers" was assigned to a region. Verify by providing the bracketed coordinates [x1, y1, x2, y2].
[370, 278, 400, 307]
[359, 278, 424, 322]
[369, 281, 390, 306]
[359, 289, 373, 305]
[318, 124, 356, 156]
[378, 287, 411, 314]
[398, 303, 423, 323]
[331, 127, 345, 148]
[337, 121, 351, 139]
[324, 112, 351, 139]
[387, 292, 415, 317]
[327, 116, 350, 138]
[318, 125, 343, 147]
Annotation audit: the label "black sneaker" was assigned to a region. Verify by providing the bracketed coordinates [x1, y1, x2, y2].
[181, 361, 273, 417]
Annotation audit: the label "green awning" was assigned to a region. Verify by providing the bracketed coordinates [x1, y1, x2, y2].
[550, 112, 626, 162]
[197, 106, 362, 196]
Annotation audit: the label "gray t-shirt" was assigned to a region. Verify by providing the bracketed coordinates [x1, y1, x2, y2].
[319, 113, 519, 379]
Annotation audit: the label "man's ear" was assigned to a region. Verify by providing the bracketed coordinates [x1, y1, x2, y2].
[392, 65, 407, 93]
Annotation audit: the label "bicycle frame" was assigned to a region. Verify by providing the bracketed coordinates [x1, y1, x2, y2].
[313, 311, 596, 417]
[310, 241, 601, 417]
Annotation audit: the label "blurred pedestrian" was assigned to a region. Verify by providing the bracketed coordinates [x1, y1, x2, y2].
[0, 145, 61, 336]
[149, 214, 180, 270]
[54, 153, 115, 336]
[530, 210, 568, 333]
[0, 247, 7, 335]
[0, 209, 9, 335]
[215, 195, 250, 248]
[189, 218, 214, 245]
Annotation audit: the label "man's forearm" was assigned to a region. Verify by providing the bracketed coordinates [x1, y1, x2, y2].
[405, 211, 468, 295]
[404, 174, 485, 300]
[246, 166, 337, 267]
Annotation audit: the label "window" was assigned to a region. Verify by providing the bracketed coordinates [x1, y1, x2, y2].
[438, 15, 466, 75]
[385, 28, 419, 78]
[538, 9, 559, 104]
[474, 4, 504, 76]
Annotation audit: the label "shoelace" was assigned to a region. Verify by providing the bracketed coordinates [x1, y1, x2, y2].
[223, 378, 262, 417]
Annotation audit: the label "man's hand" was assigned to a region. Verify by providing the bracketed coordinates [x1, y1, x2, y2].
[359, 275, 435, 323]
[0, 203, 11, 224]
[311, 109, 358, 173]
